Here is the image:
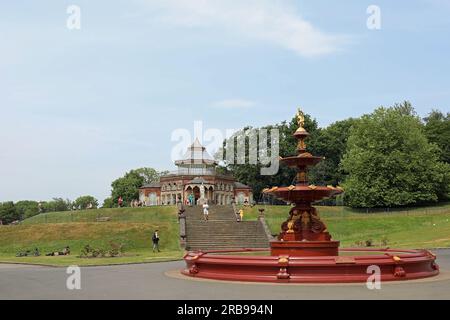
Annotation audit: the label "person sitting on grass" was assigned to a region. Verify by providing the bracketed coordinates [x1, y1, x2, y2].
[16, 250, 31, 257]
[16, 248, 40, 257]
[46, 246, 70, 256]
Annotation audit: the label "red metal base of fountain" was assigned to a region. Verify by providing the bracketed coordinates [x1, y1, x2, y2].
[270, 240, 340, 257]
[182, 248, 439, 283]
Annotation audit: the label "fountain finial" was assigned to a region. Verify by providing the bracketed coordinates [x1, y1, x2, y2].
[296, 108, 305, 131]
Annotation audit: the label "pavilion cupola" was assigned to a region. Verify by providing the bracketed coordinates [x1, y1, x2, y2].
[174, 138, 217, 175]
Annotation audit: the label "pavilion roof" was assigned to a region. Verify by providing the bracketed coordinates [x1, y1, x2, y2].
[234, 182, 251, 189]
[174, 138, 217, 166]
[188, 177, 209, 184]
[139, 182, 161, 189]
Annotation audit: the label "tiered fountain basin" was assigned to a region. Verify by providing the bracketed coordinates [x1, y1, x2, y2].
[281, 154, 323, 167]
[182, 248, 439, 283]
[264, 185, 343, 202]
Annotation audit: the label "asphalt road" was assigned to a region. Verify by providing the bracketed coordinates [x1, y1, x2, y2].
[1, 249, 450, 300]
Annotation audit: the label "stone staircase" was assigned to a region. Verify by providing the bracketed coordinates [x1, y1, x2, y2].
[185, 205, 270, 251]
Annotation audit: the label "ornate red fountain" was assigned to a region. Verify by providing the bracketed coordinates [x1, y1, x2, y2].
[182, 109, 439, 283]
[266, 109, 342, 257]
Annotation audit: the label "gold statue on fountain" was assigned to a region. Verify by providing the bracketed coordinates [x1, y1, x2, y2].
[296, 108, 306, 133]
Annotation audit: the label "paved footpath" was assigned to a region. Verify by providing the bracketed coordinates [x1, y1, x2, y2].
[1, 249, 450, 300]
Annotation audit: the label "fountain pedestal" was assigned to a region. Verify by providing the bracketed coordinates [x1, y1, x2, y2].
[270, 240, 339, 257]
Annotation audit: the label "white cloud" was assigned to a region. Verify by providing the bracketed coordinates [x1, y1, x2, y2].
[212, 99, 256, 109]
[145, 0, 348, 57]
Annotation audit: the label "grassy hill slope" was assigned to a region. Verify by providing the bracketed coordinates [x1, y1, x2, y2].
[1, 204, 450, 266]
[0, 206, 181, 266]
[243, 203, 450, 248]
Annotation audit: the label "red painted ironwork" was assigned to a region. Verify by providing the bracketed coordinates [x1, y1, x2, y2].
[182, 109, 440, 283]
[182, 248, 439, 283]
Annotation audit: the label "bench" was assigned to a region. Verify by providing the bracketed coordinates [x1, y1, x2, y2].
[96, 217, 111, 222]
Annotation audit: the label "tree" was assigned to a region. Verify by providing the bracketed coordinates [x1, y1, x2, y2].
[111, 170, 145, 206]
[0, 202, 20, 224]
[224, 112, 320, 201]
[74, 195, 98, 210]
[102, 197, 114, 208]
[15, 200, 40, 219]
[424, 110, 450, 163]
[134, 167, 168, 184]
[341, 103, 450, 208]
[41, 198, 71, 212]
[308, 118, 358, 186]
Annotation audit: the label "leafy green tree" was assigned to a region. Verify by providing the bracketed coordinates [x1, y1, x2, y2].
[0, 202, 20, 224]
[223, 113, 320, 201]
[74, 195, 98, 210]
[111, 170, 145, 206]
[102, 197, 114, 208]
[134, 167, 168, 184]
[15, 200, 39, 219]
[424, 110, 450, 163]
[309, 118, 357, 186]
[41, 198, 71, 212]
[341, 103, 450, 207]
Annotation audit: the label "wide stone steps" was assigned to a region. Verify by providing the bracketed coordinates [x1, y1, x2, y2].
[184, 205, 269, 251]
[187, 239, 268, 243]
[187, 235, 268, 240]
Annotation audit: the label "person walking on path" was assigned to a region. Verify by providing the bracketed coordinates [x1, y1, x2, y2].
[118, 196, 123, 208]
[235, 210, 241, 222]
[239, 208, 244, 221]
[202, 202, 209, 221]
[152, 230, 160, 252]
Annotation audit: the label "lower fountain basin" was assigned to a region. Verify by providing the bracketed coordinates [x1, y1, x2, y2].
[182, 248, 439, 283]
[270, 240, 340, 257]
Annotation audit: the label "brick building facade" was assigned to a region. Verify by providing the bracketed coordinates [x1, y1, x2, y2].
[139, 139, 253, 206]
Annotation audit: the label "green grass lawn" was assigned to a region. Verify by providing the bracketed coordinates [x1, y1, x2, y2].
[22, 206, 177, 224]
[242, 203, 450, 248]
[1, 203, 450, 267]
[0, 206, 183, 266]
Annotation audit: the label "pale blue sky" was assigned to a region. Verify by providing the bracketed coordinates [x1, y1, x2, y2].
[1, 0, 449, 202]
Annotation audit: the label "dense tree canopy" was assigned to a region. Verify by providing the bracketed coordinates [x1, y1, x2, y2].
[308, 118, 357, 186]
[111, 170, 144, 206]
[0, 202, 20, 224]
[109, 167, 166, 207]
[102, 197, 114, 208]
[14, 200, 40, 219]
[423, 110, 450, 163]
[73, 195, 98, 210]
[341, 103, 449, 207]
[223, 102, 449, 208]
[223, 113, 320, 201]
[134, 167, 169, 185]
[40, 198, 71, 213]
